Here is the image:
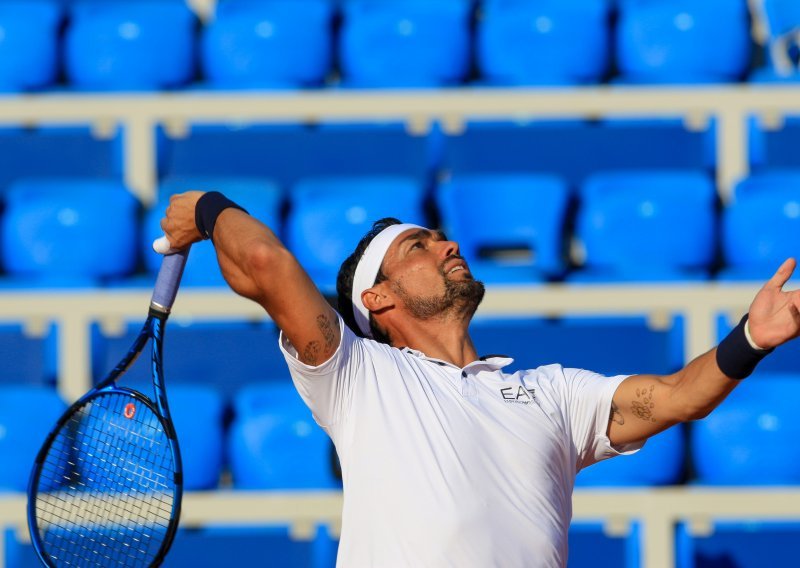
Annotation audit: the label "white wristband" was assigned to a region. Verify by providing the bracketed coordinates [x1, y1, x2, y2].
[744, 319, 768, 351]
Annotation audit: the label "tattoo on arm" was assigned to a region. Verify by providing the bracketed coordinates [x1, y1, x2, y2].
[610, 401, 625, 426]
[631, 384, 657, 423]
[302, 340, 321, 366]
[317, 313, 336, 350]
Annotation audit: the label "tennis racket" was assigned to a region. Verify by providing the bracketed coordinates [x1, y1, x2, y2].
[27, 248, 190, 568]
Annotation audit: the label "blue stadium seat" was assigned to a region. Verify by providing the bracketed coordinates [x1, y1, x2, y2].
[575, 424, 685, 487]
[573, 170, 717, 281]
[569, 522, 640, 568]
[169, 385, 225, 490]
[719, 171, 800, 281]
[286, 176, 427, 293]
[615, 0, 751, 83]
[142, 176, 283, 287]
[436, 174, 570, 283]
[477, 0, 610, 85]
[339, 0, 470, 87]
[0, 386, 65, 490]
[0, 1, 61, 92]
[65, 1, 196, 90]
[691, 373, 800, 485]
[1, 178, 138, 281]
[229, 382, 339, 489]
[202, 0, 333, 89]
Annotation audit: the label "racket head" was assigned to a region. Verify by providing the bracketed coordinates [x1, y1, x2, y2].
[28, 387, 183, 568]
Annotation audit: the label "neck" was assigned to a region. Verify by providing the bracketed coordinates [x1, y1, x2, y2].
[385, 313, 478, 368]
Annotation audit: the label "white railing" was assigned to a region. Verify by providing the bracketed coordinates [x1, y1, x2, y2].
[0, 85, 799, 205]
[6, 487, 800, 568]
[0, 283, 764, 403]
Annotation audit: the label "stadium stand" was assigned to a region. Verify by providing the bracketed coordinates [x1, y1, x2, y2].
[1, 0, 800, 567]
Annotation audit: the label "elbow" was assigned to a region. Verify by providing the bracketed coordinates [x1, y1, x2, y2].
[226, 240, 288, 300]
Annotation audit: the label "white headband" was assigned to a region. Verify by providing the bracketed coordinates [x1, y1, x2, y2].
[352, 223, 425, 338]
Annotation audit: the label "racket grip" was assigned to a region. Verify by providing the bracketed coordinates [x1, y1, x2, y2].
[150, 247, 190, 313]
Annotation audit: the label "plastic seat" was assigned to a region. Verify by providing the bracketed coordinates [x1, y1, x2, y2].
[0, 386, 65, 490]
[339, 0, 470, 87]
[573, 170, 716, 281]
[168, 385, 225, 490]
[615, 0, 751, 83]
[286, 176, 427, 293]
[436, 174, 570, 283]
[142, 176, 283, 287]
[691, 373, 800, 485]
[202, 0, 333, 89]
[229, 383, 339, 489]
[1, 178, 138, 281]
[0, 1, 61, 92]
[477, 0, 610, 86]
[719, 171, 800, 281]
[65, 1, 196, 90]
[575, 424, 684, 486]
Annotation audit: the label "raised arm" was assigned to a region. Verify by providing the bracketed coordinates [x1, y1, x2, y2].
[158, 191, 340, 366]
[608, 258, 800, 446]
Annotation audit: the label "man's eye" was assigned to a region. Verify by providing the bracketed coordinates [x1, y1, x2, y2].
[411, 241, 423, 250]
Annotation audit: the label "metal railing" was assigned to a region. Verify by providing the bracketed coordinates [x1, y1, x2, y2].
[0, 85, 799, 205]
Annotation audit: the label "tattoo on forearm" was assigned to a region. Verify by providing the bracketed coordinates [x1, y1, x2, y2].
[317, 313, 336, 350]
[610, 401, 625, 426]
[631, 385, 657, 423]
[302, 340, 321, 366]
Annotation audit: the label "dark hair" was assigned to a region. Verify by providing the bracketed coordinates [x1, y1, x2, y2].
[336, 217, 402, 344]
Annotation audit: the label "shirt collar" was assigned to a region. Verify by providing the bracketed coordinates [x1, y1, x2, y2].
[401, 347, 514, 372]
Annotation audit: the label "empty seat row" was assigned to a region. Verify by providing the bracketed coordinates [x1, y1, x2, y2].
[0, 0, 793, 92]
[3, 171, 799, 291]
[4, 371, 799, 494]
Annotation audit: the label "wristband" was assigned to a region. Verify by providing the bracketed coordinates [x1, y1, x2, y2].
[195, 191, 248, 240]
[716, 314, 774, 380]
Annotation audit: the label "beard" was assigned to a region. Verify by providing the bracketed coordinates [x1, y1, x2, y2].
[392, 267, 485, 322]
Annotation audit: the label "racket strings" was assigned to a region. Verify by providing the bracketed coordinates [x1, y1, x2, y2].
[33, 393, 177, 567]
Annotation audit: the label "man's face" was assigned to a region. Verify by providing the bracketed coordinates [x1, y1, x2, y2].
[379, 228, 485, 321]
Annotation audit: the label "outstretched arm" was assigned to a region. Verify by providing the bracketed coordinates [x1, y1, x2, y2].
[158, 191, 340, 366]
[608, 258, 800, 446]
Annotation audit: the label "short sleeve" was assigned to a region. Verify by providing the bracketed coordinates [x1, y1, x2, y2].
[562, 368, 644, 470]
[278, 312, 363, 431]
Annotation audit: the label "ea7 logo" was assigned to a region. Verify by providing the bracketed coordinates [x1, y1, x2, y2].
[500, 386, 537, 404]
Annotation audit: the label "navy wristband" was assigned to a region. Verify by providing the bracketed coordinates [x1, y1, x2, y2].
[195, 191, 248, 240]
[715, 314, 773, 380]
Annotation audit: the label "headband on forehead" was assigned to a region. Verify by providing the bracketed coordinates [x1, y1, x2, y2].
[352, 223, 425, 338]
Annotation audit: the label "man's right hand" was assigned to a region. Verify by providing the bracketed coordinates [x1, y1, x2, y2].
[157, 191, 206, 251]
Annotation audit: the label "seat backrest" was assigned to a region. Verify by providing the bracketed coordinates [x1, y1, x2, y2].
[0, 386, 65, 490]
[0, 1, 61, 91]
[168, 385, 225, 490]
[229, 382, 337, 489]
[436, 174, 570, 275]
[576, 170, 716, 272]
[202, 0, 333, 88]
[616, 0, 751, 82]
[65, 1, 196, 90]
[575, 423, 685, 486]
[286, 176, 427, 291]
[477, 0, 610, 85]
[723, 172, 800, 269]
[691, 373, 800, 485]
[2, 178, 139, 279]
[339, 0, 470, 87]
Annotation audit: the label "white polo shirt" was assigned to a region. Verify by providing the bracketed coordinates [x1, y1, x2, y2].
[280, 314, 641, 568]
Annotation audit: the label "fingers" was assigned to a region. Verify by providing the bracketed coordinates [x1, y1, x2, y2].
[765, 258, 796, 291]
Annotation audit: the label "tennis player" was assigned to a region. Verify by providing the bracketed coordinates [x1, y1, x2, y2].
[157, 191, 800, 567]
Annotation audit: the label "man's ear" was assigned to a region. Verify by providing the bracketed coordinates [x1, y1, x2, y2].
[362, 283, 395, 313]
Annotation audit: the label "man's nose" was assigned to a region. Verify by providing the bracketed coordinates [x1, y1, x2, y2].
[439, 239, 460, 259]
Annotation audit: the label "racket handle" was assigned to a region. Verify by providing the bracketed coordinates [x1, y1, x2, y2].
[150, 247, 190, 314]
